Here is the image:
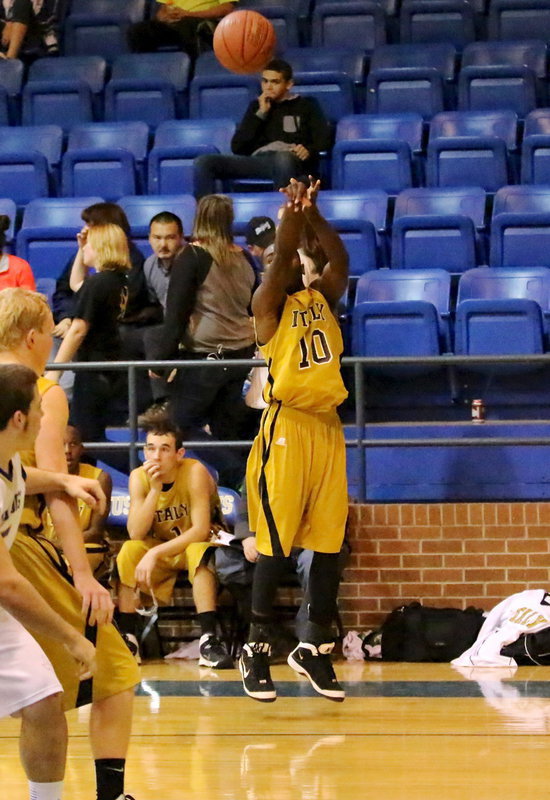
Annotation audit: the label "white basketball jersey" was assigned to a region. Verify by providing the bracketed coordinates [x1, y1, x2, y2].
[0, 453, 26, 552]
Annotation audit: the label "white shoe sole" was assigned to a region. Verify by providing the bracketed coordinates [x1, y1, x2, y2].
[239, 658, 277, 702]
[287, 652, 345, 702]
[198, 656, 233, 669]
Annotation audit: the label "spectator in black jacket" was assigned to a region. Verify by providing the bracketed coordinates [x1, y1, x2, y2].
[0, 0, 61, 62]
[193, 59, 332, 197]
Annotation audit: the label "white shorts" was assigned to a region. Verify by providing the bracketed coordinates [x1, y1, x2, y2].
[0, 610, 63, 718]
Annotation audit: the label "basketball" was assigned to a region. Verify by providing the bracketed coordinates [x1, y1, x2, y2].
[213, 9, 276, 75]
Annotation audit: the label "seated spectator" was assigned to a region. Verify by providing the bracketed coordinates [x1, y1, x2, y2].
[194, 59, 331, 198]
[115, 413, 233, 668]
[0, 0, 60, 62]
[131, 211, 186, 412]
[46, 224, 131, 472]
[0, 215, 35, 290]
[148, 193, 259, 490]
[127, 0, 236, 61]
[43, 424, 113, 582]
[215, 487, 350, 655]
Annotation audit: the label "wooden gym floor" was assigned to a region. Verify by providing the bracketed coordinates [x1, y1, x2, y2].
[1, 658, 550, 799]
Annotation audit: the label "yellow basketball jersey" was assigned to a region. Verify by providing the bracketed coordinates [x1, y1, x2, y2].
[20, 376, 57, 531]
[260, 287, 348, 413]
[42, 462, 102, 541]
[137, 458, 222, 542]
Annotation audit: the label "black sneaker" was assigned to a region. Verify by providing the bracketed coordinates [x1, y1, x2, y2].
[239, 642, 277, 702]
[198, 634, 233, 669]
[287, 642, 345, 702]
[121, 633, 141, 665]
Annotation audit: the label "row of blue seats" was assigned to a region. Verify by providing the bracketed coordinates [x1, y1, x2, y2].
[49, 0, 550, 60]
[2, 41, 550, 128]
[6, 108, 550, 208]
[350, 266, 550, 368]
[9, 186, 550, 283]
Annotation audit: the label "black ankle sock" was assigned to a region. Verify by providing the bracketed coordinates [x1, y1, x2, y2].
[95, 758, 125, 800]
[198, 611, 217, 636]
[116, 612, 137, 637]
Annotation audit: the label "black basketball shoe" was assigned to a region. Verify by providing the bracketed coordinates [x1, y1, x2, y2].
[198, 634, 233, 669]
[287, 642, 345, 702]
[239, 641, 276, 702]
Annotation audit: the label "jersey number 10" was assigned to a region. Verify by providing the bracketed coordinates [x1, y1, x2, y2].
[298, 328, 332, 369]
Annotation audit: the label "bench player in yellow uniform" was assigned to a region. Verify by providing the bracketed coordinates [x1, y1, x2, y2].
[239, 179, 349, 703]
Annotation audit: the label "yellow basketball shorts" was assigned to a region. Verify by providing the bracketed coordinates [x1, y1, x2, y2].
[116, 538, 215, 604]
[247, 403, 348, 558]
[11, 532, 140, 710]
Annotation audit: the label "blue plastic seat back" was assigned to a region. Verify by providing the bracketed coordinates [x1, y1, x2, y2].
[366, 66, 445, 117]
[493, 184, 550, 216]
[429, 110, 519, 149]
[118, 194, 197, 255]
[0, 58, 23, 122]
[291, 72, 354, 123]
[525, 109, 550, 136]
[426, 136, 510, 191]
[16, 197, 104, 280]
[327, 219, 380, 276]
[282, 47, 367, 86]
[461, 40, 547, 77]
[490, 213, 550, 267]
[147, 118, 236, 194]
[67, 121, 149, 161]
[316, 189, 389, 234]
[0, 124, 63, 167]
[35, 277, 56, 307]
[22, 81, 93, 130]
[370, 42, 457, 80]
[189, 74, 259, 121]
[457, 267, 550, 311]
[110, 53, 190, 93]
[104, 78, 176, 128]
[355, 268, 451, 313]
[0, 153, 49, 206]
[394, 187, 486, 229]
[226, 192, 283, 234]
[336, 113, 424, 152]
[27, 56, 107, 93]
[489, 0, 550, 41]
[69, 0, 146, 21]
[332, 139, 413, 193]
[63, 16, 132, 60]
[458, 64, 537, 116]
[311, 1, 386, 51]
[391, 214, 477, 272]
[455, 298, 544, 366]
[62, 148, 137, 200]
[399, 0, 476, 48]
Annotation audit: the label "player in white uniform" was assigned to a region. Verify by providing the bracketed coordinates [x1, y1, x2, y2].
[0, 362, 101, 800]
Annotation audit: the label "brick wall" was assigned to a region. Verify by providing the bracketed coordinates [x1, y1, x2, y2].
[341, 502, 550, 632]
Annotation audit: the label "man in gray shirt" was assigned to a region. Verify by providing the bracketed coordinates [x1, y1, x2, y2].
[143, 211, 186, 313]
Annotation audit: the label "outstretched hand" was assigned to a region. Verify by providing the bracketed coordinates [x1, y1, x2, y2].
[280, 176, 321, 210]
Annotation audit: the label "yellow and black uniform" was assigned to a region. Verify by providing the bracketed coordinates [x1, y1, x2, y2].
[10, 377, 140, 710]
[247, 287, 348, 558]
[117, 458, 223, 604]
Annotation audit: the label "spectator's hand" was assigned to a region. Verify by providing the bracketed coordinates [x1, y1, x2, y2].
[243, 536, 260, 563]
[72, 571, 114, 626]
[291, 144, 310, 162]
[257, 92, 272, 115]
[53, 318, 72, 338]
[61, 474, 107, 515]
[76, 226, 88, 249]
[143, 459, 164, 492]
[135, 549, 159, 590]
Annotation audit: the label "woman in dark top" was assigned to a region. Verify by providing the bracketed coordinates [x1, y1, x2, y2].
[47, 224, 130, 470]
[149, 193, 259, 489]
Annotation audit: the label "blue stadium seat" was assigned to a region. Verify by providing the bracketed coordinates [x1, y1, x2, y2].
[27, 56, 107, 118]
[69, 0, 146, 20]
[355, 267, 452, 346]
[22, 81, 94, 130]
[63, 0, 146, 60]
[366, 43, 455, 117]
[493, 183, 550, 215]
[148, 118, 236, 195]
[458, 65, 537, 116]
[189, 74, 259, 121]
[0, 58, 24, 124]
[105, 53, 190, 126]
[391, 214, 478, 272]
[399, 0, 476, 49]
[35, 277, 56, 307]
[521, 109, 550, 183]
[291, 71, 355, 123]
[461, 40, 547, 107]
[117, 195, 197, 255]
[316, 189, 389, 235]
[282, 47, 367, 91]
[61, 121, 149, 199]
[333, 113, 424, 187]
[332, 138, 414, 194]
[427, 110, 518, 190]
[226, 192, 283, 233]
[16, 197, 104, 280]
[489, 0, 550, 42]
[311, 2, 386, 52]
[454, 297, 545, 374]
[0, 198, 17, 248]
[490, 213, 550, 267]
[0, 125, 63, 206]
[236, 2, 299, 48]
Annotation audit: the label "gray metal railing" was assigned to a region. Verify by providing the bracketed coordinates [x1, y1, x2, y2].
[48, 352, 550, 502]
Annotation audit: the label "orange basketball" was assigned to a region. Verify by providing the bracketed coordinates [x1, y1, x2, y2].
[213, 9, 276, 75]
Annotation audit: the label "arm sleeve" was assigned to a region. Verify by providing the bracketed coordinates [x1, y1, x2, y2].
[149, 245, 212, 360]
[74, 274, 101, 325]
[231, 100, 266, 155]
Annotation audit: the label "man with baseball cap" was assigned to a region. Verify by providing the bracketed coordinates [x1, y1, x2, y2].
[245, 216, 276, 262]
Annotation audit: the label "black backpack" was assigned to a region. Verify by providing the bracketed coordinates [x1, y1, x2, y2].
[375, 602, 485, 662]
[501, 627, 550, 666]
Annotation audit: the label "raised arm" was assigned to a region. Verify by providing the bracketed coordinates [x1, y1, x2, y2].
[303, 185, 349, 309]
